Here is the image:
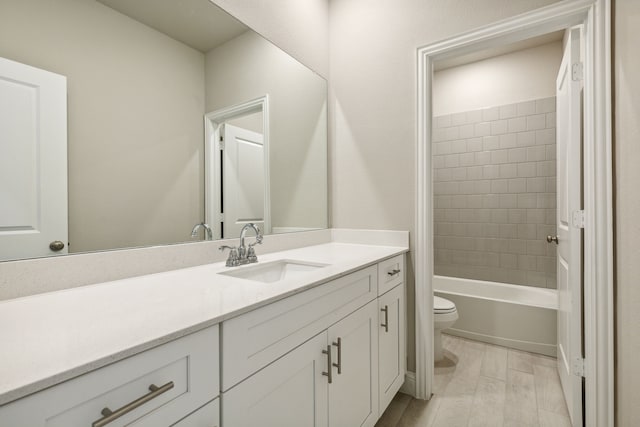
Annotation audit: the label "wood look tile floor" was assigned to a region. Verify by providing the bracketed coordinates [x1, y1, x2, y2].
[376, 335, 571, 427]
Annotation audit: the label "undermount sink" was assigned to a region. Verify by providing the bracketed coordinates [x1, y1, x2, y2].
[218, 259, 329, 283]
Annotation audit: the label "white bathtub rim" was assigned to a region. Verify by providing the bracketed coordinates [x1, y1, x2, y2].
[433, 275, 557, 310]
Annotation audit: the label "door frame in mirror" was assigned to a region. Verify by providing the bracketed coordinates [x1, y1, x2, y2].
[205, 95, 271, 240]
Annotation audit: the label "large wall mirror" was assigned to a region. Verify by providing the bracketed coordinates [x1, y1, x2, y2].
[0, 0, 328, 262]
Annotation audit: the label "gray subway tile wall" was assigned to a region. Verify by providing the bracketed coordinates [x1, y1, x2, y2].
[433, 97, 557, 289]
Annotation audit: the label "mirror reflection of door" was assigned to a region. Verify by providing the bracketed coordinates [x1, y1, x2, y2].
[221, 121, 265, 238]
[0, 57, 68, 261]
[204, 99, 270, 241]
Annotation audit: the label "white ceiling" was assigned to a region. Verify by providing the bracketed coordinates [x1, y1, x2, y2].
[97, 0, 248, 53]
[434, 30, 564, 71]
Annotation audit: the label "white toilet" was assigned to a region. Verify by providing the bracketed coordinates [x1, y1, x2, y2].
[433, 295, 458, 362]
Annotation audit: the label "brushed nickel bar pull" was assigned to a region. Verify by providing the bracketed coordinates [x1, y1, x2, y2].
[322, 345, 333, 384]
[387, 269, 401, 277]
[332, 338, 342, 374]
[92, 381, 174, 427]
[381, 305, 389, 332]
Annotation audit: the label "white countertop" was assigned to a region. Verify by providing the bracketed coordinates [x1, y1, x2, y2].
[0, 242, 407, 406]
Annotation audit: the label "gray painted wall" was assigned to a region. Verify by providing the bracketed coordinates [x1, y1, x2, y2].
[614, 0, 640, 423]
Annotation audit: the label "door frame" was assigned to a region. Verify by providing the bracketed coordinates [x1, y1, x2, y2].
[204, 95, 271, 239]
[414, 1, 613, 426]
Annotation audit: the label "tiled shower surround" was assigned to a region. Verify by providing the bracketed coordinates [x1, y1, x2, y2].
[433, 97, 557, 289]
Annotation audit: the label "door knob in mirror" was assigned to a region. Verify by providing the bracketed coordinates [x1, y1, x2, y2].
[49, 241, 65, 251]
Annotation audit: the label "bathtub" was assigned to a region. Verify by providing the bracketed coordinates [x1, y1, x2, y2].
[434, 275, 558, 357]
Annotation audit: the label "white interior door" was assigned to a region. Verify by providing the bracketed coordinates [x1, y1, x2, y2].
[555, 28, 583, 426]
[0, 56, 68, 260]
[221, 123, 265, 237]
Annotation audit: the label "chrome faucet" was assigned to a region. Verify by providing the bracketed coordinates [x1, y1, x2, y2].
[219, 223, 263, 267]
[191, 222, 213, 240]
[239, 223, 263, 263]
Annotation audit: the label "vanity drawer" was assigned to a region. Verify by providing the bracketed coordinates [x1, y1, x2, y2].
[0, 326, 219, 427]
[378, 255, 404, 295]
[221, 265, 377, 390]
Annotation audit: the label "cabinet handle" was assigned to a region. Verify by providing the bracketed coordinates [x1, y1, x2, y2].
[322, 345, 332, 384]
[91, 381, 174, 427]
[387, 269, 401, 277]
[381, 305, 389, 332]
[332, 337, 342, 374]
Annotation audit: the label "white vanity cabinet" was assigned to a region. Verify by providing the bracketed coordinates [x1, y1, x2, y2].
[0, 326, 220, 427]
[0, 249, 407, 427]
[376, 254, 406, 414]
[221, 254, 405, 427]
[222, 301, 379, 427]
[220, 265, 378, 391]
[378, 281, 406, 413]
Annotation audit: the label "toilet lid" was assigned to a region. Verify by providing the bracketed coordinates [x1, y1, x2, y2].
[434, 296, 456, 314]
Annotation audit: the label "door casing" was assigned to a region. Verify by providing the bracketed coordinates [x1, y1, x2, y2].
[414, 1, 613, 426]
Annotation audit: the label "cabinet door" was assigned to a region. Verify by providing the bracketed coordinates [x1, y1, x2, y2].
[171, 398, 218, 427]
[222, 332, 329, 427]
[327, 300, 379, 427]
[378, 284, 405, 414]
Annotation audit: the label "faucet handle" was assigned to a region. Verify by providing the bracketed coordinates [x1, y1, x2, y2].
[219, 245, 239, 267]
[246, 245, 258, 263]
[246, 233, 262, 263]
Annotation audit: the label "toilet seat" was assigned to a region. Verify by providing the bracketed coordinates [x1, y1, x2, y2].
[434, 296, 457, 314]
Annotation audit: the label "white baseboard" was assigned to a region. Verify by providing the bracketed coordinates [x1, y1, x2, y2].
[399, 371, 416, 397]
[445, 329, 557, 357]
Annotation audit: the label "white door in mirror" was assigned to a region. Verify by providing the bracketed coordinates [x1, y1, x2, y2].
[0, 57, 68, 261]
[222, 123, 266, 238]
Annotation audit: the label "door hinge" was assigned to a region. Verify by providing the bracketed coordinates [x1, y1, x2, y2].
[572, 357, 586, 377]
[572, 210, 585, 228]
[218, 213, 225, 222]
[219, 136, 225, 150]
[572, 62, 584, 81]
